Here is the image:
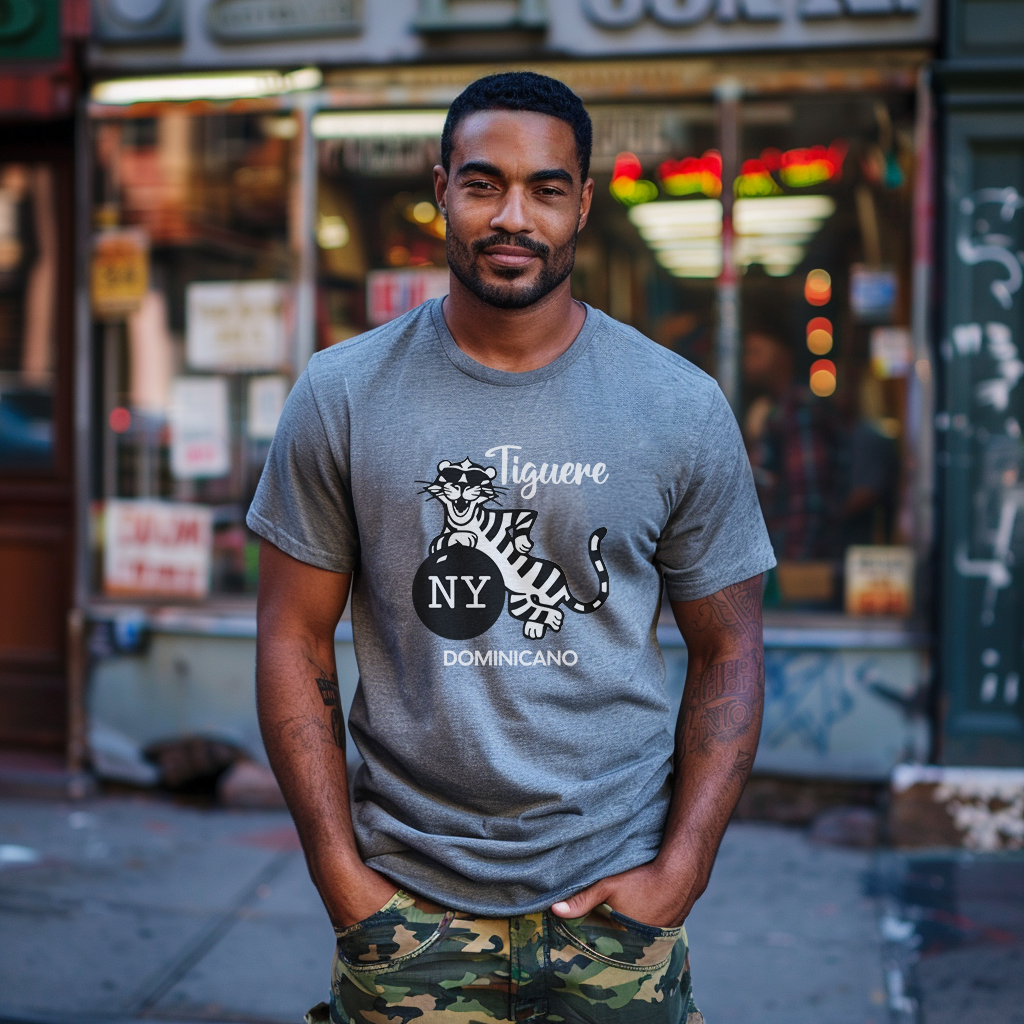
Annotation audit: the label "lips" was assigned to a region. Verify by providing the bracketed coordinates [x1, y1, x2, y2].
[484, 245, 539, 268]
[453, 498, 470, 515]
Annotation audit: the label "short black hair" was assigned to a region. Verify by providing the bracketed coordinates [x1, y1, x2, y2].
[441, 72, 592, 183]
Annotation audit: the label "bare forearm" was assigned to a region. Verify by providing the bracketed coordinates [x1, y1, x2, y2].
[256, 632, 360, 880]
[661, 577, 765, 906]
[658, 650, 762, 881]
[254, 546, 396, 927]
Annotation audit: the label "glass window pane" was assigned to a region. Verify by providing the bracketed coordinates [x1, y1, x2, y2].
[90, 111, 299, 599]
[0, 163, 57, 470]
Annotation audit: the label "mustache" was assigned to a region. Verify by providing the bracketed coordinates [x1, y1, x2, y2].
[471, 233, 550, 259]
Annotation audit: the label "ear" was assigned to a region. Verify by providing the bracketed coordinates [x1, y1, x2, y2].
[485, 466, 496, 479]
[438, 460, 451, 471]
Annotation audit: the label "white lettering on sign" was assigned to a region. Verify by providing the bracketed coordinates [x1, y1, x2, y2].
[104, 500, 213, 599]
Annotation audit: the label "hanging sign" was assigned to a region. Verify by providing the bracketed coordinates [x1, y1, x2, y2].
[366, 268, 448, 326]
[206, 0, 363, 41]
[104, 499, 213, 599]
[170, 377, 230, 479]
[91, 230, 149, 319]
[186, 280, 287, 370]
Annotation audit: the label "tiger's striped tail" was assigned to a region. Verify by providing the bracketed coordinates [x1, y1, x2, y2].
[566, 527, 609, 614]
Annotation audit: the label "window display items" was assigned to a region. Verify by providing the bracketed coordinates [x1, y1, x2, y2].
[169, 376, 230, 479]
[103, 499, 213, 599]
[91, 229, 149, 318]
[186, 280, 287, 371]
[845, 545, 915, 617]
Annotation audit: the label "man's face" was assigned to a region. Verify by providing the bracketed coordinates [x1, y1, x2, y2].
[434, 110, 593, 310]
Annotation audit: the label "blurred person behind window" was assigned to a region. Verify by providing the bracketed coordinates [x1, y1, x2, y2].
[743, 323, 842, 562]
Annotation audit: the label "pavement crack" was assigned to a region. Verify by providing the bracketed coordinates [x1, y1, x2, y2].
[126, 851, 297, 1018]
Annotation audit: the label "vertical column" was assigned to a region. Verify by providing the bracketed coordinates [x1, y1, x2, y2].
[293, 92, 318, 378]
[908, 69, 935, 561]
[716, 78, 742, 413]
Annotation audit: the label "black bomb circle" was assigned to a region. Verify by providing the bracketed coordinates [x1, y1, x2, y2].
[413, 546, 504, 641]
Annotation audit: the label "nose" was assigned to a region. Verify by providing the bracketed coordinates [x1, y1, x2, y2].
[491, 186, 532, 236]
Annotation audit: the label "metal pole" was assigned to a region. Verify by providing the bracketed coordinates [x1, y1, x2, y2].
[293, 92, 318, 379]
[715, 78, 742, 413]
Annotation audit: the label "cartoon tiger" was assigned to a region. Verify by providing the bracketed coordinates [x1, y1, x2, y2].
[422, 457, 609, 639]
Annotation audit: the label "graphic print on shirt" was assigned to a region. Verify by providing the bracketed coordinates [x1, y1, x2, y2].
[412, 457, 609, 641]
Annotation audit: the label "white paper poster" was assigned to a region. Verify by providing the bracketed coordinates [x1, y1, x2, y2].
[870, 326, 912, 379]
[367, 268, 449, 326]
[170, 376, 230, 479]
[186, 280, 287, 370]
[104, 499, 213, 599]
[247, 375, 288, 439]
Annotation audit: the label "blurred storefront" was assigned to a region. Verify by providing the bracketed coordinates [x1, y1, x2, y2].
[79, 0, 943, 781]
[0, 0, 88, 752]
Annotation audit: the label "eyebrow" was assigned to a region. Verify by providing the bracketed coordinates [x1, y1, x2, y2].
[456, 160, 575, 186]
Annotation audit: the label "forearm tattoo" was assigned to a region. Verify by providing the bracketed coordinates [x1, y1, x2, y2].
[680, 576, 764, 775]
[313, 666, 346, 751]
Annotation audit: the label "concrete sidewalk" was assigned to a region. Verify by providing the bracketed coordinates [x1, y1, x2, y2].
[0, 796, 887, 1024]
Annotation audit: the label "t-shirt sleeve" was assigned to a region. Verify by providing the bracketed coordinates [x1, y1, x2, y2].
[656, 384, 776, 601]
[245, 367, 358, 573]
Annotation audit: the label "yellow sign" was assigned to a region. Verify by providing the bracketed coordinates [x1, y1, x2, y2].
[92, 230, 149, 318]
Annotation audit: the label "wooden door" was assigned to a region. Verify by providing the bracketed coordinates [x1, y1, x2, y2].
[0, 122, 74, 748]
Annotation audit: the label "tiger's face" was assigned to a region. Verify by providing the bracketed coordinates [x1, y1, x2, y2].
[427, 458, 498, 526]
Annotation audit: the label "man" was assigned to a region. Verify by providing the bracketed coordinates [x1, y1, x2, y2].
[249, 72, 775, 1024]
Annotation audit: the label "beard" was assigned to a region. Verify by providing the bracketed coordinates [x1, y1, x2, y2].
[446, 226, 577, 310]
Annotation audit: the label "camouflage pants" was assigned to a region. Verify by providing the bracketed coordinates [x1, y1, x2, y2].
[318, 890, 704, 1023]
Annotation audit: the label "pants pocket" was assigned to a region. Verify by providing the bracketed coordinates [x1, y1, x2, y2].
[335, 890, 453, 972]
[551, 903, 683, 970]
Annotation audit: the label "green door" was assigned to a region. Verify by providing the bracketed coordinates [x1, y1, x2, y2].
[941, 108, 1024, 765]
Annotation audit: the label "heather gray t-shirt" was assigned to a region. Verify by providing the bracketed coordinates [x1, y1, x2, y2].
[247, 298, 775, 915]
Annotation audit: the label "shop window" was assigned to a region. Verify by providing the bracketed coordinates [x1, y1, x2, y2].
[89, 110, 299, 600]
[0, 163, 58, 471]
[738, 94, 917, 617]
[312, 95, 920, 621]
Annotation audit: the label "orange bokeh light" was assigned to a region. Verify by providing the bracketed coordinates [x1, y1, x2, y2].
[805, 269, 832, 306]
[809, 358, 837, 397]
[807, 316, 834, 355]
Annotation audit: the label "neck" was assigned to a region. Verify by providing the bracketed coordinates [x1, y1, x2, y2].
[441, 274, 586, 373]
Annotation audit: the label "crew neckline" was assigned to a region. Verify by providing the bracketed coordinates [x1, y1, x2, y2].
[430, 297, 599, 387]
